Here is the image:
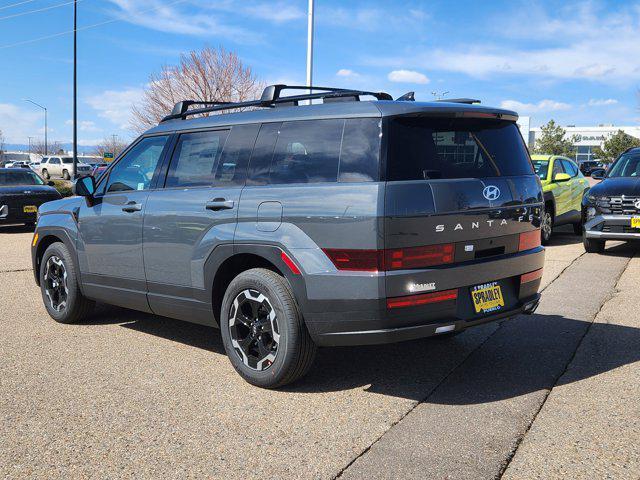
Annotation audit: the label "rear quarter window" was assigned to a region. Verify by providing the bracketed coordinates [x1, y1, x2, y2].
[386, 117, 533, 180]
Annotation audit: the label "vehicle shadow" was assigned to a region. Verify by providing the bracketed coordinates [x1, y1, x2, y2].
[91, 304, 640, 404]
[0, 224, 34, 234]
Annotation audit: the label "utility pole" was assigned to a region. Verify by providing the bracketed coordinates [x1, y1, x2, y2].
[306, 0, 314, 101]
[28, 136, 33, 155]
[72, 0, 78, 179]
[23, 99, 47, 155]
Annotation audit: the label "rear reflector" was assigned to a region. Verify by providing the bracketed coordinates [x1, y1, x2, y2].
[385, 243, 454, 270]
[280, 251, 301, 275]
[518, 230, 541, 251]
[520, 268, 543, 284]
[386, 289, 458, 309]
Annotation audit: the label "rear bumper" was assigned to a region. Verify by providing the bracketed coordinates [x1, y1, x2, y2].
[584, 214, 640, 240]
[314, 294, 540, 346]
[0, 204, 37, 224]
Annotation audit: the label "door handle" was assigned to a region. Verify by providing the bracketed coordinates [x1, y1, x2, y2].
[206, 198, 234, 211]
[122, 201, 143, 213]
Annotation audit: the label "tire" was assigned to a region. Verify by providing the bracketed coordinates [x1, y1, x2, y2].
[541, 206, 553, 245]
[220, 268, 317, 388]
[583, 236, 605, 253]
[42, 169, 49, 179]
[39, 242, 94, 323]
[572, 221, 582, 235]
[62, 170, 70, 180]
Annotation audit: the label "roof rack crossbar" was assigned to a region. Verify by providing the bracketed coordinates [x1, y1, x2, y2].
[160, 84, 393, 122]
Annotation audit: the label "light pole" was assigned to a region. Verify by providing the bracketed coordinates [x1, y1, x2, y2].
[23, 99, 47, 155]
[72, 0, 78, 179]
[28, 136, 33, 156]
[306, 0, 314, 99]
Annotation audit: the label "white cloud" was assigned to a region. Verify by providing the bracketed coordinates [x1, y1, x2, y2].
[85, 87, 143, 130]
[500, 99, 571, 114]
[336, 69, 359, 78]
[588, 98, 618, 107]
[65, 119, 100, 132]
[0, 103, 42, 143]
[240, 2, 304, 23]
[387, 70, 429, 84]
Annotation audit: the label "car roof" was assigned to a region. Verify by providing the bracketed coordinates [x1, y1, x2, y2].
[146, 100, 518, 135]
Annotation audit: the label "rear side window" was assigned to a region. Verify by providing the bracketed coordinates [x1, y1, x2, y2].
[339, 118, 381, 182]
[166, 130, 229, 188]
[270, 119, 343, 184]
[213, 124, 259, 186]
[386, 117, 533, 180]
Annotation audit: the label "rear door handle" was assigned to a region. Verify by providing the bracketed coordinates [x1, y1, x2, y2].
[122, 201, 143, 213]
[206, 198, 234, 211]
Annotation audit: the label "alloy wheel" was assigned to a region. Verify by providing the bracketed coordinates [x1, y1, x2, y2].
[228, 289, 280, 371]
[541, 211, 552, 242]
[43, 255, 68, 312]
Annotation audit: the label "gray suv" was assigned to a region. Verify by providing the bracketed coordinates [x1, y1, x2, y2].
[31, 85, 545, 388]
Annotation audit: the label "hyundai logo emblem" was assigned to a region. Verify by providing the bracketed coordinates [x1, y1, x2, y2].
[482, 185, 501, 201]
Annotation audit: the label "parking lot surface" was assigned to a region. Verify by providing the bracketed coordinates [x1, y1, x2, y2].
[1, 227, 638, 479]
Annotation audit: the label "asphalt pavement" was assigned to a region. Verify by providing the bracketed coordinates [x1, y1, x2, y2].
[0, 226, 638, 479]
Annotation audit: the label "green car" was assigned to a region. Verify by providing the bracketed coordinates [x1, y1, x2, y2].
[531, 155, 590, 244]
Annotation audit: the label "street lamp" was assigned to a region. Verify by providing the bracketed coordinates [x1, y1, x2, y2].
[72, 0, 78, 179]
[23, 99, 47, 155]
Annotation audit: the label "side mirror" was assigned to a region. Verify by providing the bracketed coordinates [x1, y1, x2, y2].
[554, 172, 571, 182]
[591, 169, 605, 180]
[73, 175, 96, 197]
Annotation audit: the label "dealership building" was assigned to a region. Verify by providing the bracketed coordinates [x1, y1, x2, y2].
[518, 118, 640, 163]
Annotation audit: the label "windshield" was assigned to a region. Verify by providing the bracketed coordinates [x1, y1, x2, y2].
[0, 170, 45, 186]
[387, 118, 533, 180]
[606, 152, 640, 178]
[532, 160, 549, 180]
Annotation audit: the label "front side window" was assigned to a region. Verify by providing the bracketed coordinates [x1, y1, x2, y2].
[165, 130, 229, 188]
[105, 136, 168, 193]
[562, 159, 578, 177]
[387, 117, 533, 180]
[607, 152, 640, 177]
[552, 160, 564, 179]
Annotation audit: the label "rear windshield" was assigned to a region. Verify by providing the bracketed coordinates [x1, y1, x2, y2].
[0, 170, 44, 186]
[386, 117, 533, 180]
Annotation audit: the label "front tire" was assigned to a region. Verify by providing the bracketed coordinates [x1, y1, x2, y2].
[40, 242, 94, 323]
[220, 268, 316, 388]
[583, 236, 605, 253]
[42, 169, 49, 179]
[62, 169, 70, 180]
[541, 208, 553, 245]
[572, 221, 582, 235]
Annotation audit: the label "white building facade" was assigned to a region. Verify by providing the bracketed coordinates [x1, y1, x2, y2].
[528, 125, 640, 163]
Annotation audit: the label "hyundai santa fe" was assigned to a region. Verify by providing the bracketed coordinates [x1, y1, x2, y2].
[31, 85, 545, 388]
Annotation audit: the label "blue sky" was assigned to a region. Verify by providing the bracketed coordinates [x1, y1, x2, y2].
[1, 0, 639, 148]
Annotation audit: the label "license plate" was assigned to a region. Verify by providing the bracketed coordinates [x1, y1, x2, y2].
[471, 282, 504, 314]
[631, 217, 640, 228]
[23, 205, 37, 213]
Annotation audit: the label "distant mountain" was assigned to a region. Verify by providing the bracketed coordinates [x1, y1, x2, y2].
[2, 143, 99, 154]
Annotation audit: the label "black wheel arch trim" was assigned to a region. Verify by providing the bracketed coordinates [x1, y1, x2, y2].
[32, 226, 82, 293]
[543, 191, 555, 216]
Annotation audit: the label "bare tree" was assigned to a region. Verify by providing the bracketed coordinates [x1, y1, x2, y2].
[131, 46, 263, 133]
[93, 136, 129, 160]
[32, 139, 62, 156]
[0, 129, 5, 154]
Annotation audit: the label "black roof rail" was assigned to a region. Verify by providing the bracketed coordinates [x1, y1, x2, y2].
[436, 98, 481, 104]
[160, 84, 393, 122]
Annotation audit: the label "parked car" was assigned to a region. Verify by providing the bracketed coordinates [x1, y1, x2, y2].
[531, 155, 590, 244]
[32, 84, 544, 388]
[91, 163, 109, 178]
[578, 160, 604, 176]
[5, 161, 32, 169]
[39, 156, 92, 180]
[0, 168, 61, 226]
[582, 147, 640, 253]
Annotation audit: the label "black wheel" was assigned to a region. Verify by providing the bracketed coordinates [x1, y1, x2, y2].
[541, 207, 553, 245]
[583, 236, 605, 253]
[42, 169, 49, 179]
[220, 268, 316, 388]
[572, 221, 582, 235]
[40, 242, 94, 323]
[62, 169, 70, 180]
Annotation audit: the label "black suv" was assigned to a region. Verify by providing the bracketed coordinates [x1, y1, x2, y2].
[32, 85, 544, 388]
[582, 147, 640, 252]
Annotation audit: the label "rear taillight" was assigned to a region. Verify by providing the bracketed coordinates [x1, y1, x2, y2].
[323, 243, 455, 272]
[518, 230, 541, 251]
[520, 268, 543, 284]
[322, 249, 382, 272]
[384, 244, 454, 270]
[386, 289, 458, 309]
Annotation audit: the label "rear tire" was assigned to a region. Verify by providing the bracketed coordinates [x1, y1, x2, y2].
[572, 221, 582, 235]
[541, 207, 553, 245]
[583, 236, 605, 253]
[220, 268, 316, 388]
[39, 242, 94, 323]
